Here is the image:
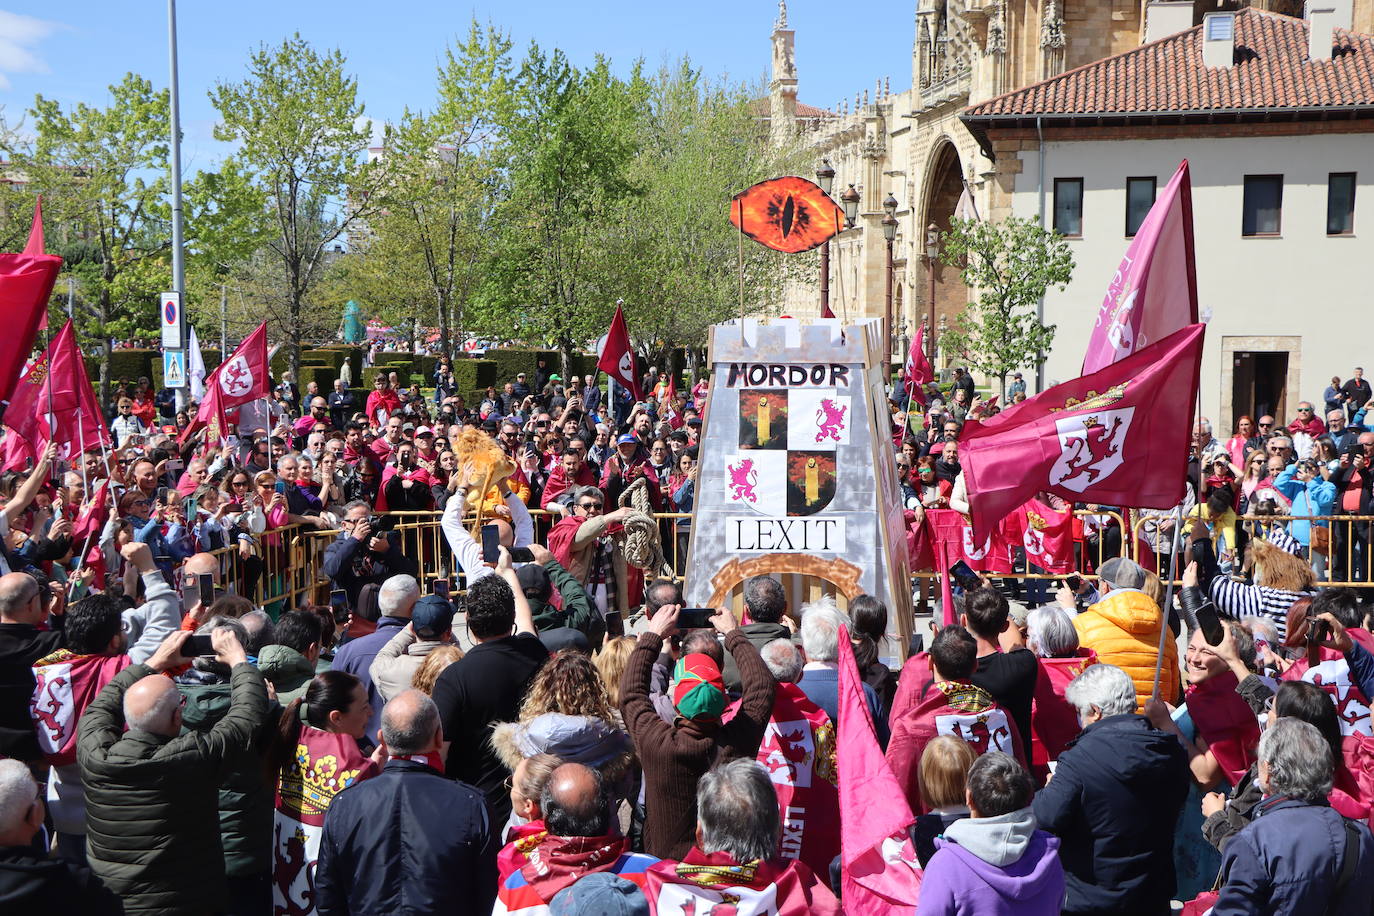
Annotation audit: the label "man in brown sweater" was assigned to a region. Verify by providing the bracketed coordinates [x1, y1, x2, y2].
[621, 603, 776, 860]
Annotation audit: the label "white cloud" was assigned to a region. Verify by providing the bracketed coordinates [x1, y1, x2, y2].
[0, 11, 64, 91]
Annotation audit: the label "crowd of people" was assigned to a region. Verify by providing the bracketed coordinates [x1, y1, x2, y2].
[0, 349, 1373, 915]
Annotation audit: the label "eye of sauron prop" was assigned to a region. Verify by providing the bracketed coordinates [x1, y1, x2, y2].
[730, 176, 843, 254]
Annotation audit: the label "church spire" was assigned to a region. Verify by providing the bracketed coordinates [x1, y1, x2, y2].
[776, 0, 787, 30]
[770, 1, 798, 144]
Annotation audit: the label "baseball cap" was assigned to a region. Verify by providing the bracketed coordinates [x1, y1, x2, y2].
[411, 595, 455, 639]
[1097, 557, 1147, 591]
[549, 373, 563, 381]
[616, 434, 637, 446]
[516, 563, 553, 601]
[415, 426, 433, 437]
[549, 873, 648, 916]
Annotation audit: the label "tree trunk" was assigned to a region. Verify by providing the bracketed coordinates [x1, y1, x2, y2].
[437, 290, 451, 363]
[289, 291, 302, 387]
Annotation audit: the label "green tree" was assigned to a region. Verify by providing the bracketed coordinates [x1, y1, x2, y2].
[2, 73, 173, 399]
[607, 61, 805, 376]
[367, 22, 515, 360]
[938, 216, 1074, 397]
[210, 34, 378, 380]
[479, 44, 650, 378]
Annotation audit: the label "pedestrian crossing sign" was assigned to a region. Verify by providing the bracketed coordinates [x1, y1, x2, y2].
[163, 349, 187, 388]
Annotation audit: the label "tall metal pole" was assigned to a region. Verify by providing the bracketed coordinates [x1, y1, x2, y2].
[220, 283, 228, 355]
[167, 0, 188, 410]
[819, 240, 831, 318]
[884, 237, 894, 374]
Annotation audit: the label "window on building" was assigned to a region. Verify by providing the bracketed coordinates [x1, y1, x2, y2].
[1328, 173, 1356, 235]
[1125, 177, 1157, 237]
[1053, 178, 1083, 237]
[1242, 175, 1283, 236]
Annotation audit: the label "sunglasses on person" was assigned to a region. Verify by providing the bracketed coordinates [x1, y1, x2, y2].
[1258, 421, 1273, 428]
[577, 500, 603, 511]
[1298, 408, 1313, 414]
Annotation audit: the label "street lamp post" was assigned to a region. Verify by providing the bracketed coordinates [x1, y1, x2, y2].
[882, 193, 898, 374]
[816, 160, 835, 318]
[925, 223, 940, 363]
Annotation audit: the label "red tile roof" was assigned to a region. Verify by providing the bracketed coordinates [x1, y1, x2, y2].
[964, 9, 1374, 120]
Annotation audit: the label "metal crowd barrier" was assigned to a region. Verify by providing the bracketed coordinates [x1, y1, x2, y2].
[223, 510, 1374, 618]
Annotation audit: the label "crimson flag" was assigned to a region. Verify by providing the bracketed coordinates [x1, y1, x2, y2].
[24, 198, 48, 331]
[32, 650, 132, 767]
[837, 625, 922, 913]
[903, 322, 931, 409]
[0, 247, 61, 403]
[959, 323, 1204, 540]
[1008, 496, 1076, 575]
[2, 320, 109, 467]
[180, 322, 270, 444]
[1083, 161, 1198, 373]
[596, 304, 642, 401]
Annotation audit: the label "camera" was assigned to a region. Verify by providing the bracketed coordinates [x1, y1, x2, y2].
[366, 515, 397, 533]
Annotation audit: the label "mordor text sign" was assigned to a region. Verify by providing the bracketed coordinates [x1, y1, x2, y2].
[686, 318, 912, 637]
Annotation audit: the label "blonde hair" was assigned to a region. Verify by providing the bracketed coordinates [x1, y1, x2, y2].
[1140, 570, 1165, 608]
[594, 637, 637, 707]
[918, 735, 978, 809]
[410, 645, 463, 695]
[513, 752, 563, 811]
[518, 649, 615, 723]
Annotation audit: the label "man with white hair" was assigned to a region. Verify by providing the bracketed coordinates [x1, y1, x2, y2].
[1213, 718, 1374, 913]
[331, 573, 421, 739]
[0, 759, 122, 912]
[77, 628, 266, 913]
[1032, 664, 1188, 916]
[796, 597, 885, 742]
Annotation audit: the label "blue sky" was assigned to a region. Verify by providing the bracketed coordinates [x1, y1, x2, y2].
[0, 1, 913, 169]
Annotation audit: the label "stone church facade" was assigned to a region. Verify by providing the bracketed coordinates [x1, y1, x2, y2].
[766, 0, 1359, 371]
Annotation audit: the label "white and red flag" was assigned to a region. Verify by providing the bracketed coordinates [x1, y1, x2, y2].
[904, 322, 932, 409]
[1083, 160, 1198, 373]
[959, 323, 1204, 541]
[596, 303, 642, 401]
[180, 321, 269, 445]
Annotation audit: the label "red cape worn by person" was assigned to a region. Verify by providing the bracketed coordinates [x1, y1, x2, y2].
[643, 847, 839, 916]
[273, 725, 380, 916]
[1184, 671, 1261, 786]
[887, 680, 1025, 813]
[1030, 649, 1097, 780]
[31, 650, 131, 767]
[1008, 497, 1076, 575]
[958, 323, 1204, 540]
[725, 681, 839, 880]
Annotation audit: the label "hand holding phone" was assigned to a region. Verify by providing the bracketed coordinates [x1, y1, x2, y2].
[949, 560, 982, 591]
[678, 608, 715, 630]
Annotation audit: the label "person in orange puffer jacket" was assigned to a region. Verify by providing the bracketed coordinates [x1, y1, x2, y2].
[1069, 557, 1181, 708]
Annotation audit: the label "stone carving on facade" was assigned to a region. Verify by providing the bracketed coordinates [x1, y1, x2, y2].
[1040, 0, 1067, 78]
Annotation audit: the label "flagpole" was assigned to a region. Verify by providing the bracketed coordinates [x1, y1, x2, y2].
[1151, 502, 1185, 701]
[737, 199, 745, 345]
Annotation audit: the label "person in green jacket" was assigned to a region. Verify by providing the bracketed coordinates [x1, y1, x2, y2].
[176, 616, 277, 916]
[77, 628, 268, 916]
[256, 610, 324, 705]
[519, 544, 603, 645]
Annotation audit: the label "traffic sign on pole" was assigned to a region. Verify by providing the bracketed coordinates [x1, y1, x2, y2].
[160, 292, 183, 349]
[163, 349, 186, 388]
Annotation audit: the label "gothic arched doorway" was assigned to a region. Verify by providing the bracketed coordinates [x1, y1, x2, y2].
[921, 141, 970, 367]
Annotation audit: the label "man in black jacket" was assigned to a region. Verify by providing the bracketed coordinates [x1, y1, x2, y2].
[316, 689, 496, 915]
[0, 759, 122, 914]
[1033, 663, 1188, 915]
[322, 501, 418, 607]
[0, 571, 65, 763]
